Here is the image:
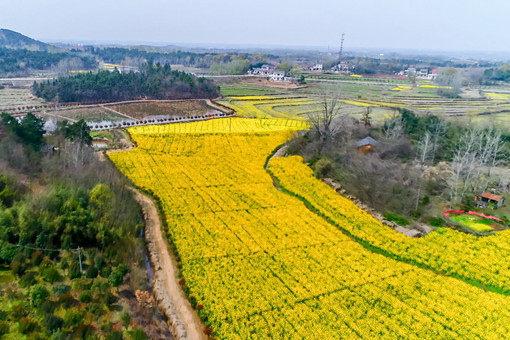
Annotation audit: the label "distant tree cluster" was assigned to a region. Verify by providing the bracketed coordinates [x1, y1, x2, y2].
[483, 64, 510, 83]
[32, 63, 220, 103]
[89, 47, 272, 69]
[0, 48, 97, 76]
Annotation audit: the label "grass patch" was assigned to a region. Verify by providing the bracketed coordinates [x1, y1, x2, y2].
[449, 214, 499, 232]
[91, 131, 114, 141]
[383, 212, 410, 225]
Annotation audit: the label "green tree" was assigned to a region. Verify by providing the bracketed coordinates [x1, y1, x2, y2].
[29, 284, 50, 308]
[109, 264, 127, 288]
[65, 119, 92, 145]
[19, 113, 46, 151]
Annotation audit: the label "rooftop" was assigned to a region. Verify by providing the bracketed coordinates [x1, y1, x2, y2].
[356, 136, 377, 148]
[480, 192, 504, 201]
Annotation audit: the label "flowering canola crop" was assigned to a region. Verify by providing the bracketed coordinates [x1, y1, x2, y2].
[110, 118, 510, 339]
[268, 155, 510, 294]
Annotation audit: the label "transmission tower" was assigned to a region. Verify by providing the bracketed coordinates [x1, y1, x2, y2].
[339, 33, 345, 56]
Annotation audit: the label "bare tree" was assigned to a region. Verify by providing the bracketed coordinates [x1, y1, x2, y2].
[383, 113, 404, 140]
[415, 131, 433, 210]
[447, 126, 505, 208]
[307, 98, 348, 142]
[360, 106, 372, 128]
[429, 118, 446, 163]
[52, 57, 85, 76]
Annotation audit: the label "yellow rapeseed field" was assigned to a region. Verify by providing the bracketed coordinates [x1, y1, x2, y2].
[109, 118, 510, 339]
[268, 155, 510, 293]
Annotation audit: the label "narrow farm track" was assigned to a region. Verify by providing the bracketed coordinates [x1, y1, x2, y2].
[130, 188, 207, 340]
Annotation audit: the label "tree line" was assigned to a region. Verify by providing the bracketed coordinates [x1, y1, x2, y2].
[89, 46, 272, 71]
[0, 48, 97, 76]
[32, 63, 220, 103]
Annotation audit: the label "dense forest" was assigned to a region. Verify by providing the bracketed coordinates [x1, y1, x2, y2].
[32, 63, 220, 103]
[0, 113, 170, 338]
[0, 48, 97, 76]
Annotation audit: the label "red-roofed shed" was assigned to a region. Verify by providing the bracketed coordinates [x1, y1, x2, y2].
[476, 192, 505, 208]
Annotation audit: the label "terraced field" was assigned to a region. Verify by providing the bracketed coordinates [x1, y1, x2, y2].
[109, 118, 510, 339]
[217, 89, 510, 130]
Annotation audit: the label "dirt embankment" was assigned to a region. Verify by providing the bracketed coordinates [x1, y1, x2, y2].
[130, 188, 207, 340]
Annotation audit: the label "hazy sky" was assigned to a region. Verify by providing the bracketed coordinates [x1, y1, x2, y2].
[2, 0, 510, 52]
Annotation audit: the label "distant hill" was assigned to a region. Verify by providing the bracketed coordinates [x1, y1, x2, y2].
[0, 28, 55, 51]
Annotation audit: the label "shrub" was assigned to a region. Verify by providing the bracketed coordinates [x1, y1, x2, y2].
[107, 331, 123, 340]
[63, 309, 85, 328]
[44, 315, 64, 332]
[85, 266, 98, 279]
[50, 330, 67, 340]
[10, 260, 26, 277]
[121, 310, 131, 329]
[383, 212, 410, 225]
[29, 284, 50, 308]
[313, 157, 333, 179]
[39, 300, 56, 314]
[109, 264, 127, 288]
[39, 257, 54, 269]
[52, 284, 71, 296]
[58, 293, 77, 309]
[127, 328, 148, 340]
[42, 266, 62, 283]
[9, 302, 28, 320]
[429, 217, 445, 227]
[0, 321, 9, 336]
[19, 271, 38, 288]
[94, 255, 106, 271]
[78, 290, 93, 303]
[100, 265, 112, 278]
[0, 310, 7, 321]
[87, 303, 106, 318]
[19, 316, 38, 334]
[69, 262, 82, 279]
[31, 251, 44, 266]
[71, 278, 91, 291]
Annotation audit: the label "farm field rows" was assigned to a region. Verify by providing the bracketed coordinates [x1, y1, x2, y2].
[108, 100, 216, 120]
[217, 82, 510, 130]
[217, 96, 399, 122]
[110, 118, 510, 339]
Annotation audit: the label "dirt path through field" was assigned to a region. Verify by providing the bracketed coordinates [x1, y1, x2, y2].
[130, 188, 206, 340]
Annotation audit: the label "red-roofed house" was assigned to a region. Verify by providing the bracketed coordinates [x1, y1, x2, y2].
[476, 192, 505, 208]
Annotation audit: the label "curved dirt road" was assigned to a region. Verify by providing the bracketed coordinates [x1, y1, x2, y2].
[130, 188, 206, 340]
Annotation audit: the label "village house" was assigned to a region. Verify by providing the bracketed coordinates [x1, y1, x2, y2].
[476, 192, 505, 209]
[416, 68, 429, 78]
[250, 64, 276, 76]
[271, 70, 286, 82]
[310, 63, 323, 71]
[331, 62, 352, 72]
[356, 136, 377, 153]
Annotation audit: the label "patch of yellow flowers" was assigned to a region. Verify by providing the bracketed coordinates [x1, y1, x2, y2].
[109, 119, 510, 339]
[268, 155, 510, 294]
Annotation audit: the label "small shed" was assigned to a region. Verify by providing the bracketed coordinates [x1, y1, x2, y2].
[356, 136, 377, 153]
[476, 192, 505, 208]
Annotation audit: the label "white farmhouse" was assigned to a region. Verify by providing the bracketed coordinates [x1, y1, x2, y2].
[271, 70, 286, 81]
[310, 63, 323, 71]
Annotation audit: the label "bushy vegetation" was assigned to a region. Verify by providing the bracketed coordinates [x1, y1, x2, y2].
[33, 63, 220, 103]
[0, 113, 168, 338]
